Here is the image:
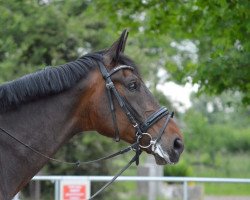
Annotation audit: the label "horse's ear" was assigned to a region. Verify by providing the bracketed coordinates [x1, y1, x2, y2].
[104, 29, 129, 67]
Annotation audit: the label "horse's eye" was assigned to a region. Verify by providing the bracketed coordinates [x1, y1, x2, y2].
[128, 82, 137, 91]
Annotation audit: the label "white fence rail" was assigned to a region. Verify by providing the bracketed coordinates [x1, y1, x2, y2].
[26, 176, 250, 200]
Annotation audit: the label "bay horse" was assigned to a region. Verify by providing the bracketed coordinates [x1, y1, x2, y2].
[0, 30, 183, 200]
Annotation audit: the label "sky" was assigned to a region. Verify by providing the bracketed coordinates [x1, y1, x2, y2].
[156, 40, 199, 112]
[157, 81, 199, 112]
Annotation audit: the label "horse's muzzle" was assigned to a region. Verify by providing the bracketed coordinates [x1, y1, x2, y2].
[152, 138, 184, 165]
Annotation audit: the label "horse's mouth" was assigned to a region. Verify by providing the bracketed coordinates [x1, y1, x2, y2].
[151, 143, 180, 165]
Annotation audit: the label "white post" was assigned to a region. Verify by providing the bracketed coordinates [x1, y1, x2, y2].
[54, 180, 60, 200]
[137, 155, 163, 200]
[183, 181, 188, 200]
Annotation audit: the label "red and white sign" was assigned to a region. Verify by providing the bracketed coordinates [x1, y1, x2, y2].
[60, 180, 90, 200]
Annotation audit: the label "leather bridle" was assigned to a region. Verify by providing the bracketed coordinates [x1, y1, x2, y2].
[98, 61, 174, 153]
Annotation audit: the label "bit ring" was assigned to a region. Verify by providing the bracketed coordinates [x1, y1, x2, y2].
[139, 133, 153, 149]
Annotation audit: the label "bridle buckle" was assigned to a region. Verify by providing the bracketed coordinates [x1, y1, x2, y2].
[133, 123, 139, 128]
[106, 82, 114, 89]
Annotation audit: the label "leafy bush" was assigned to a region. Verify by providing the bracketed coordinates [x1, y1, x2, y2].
[164, 159, 192, 177]
[225, 128, 250, 152]
[184, 109, 250, 156]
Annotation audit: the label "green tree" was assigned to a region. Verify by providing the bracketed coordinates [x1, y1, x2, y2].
[183, 92, 250, 166]
[0, 1, 109, 81]
[94, 0, 250, 105]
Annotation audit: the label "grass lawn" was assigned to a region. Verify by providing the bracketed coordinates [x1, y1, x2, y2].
[183, 152, 250, 195]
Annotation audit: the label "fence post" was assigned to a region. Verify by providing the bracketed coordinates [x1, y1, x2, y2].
[183, 181, 188, 200]
[54, 180, 60, 200]
[137, 156, 163, 200]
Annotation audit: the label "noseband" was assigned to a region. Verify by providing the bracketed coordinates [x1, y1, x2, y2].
[98, 62, 174, 152]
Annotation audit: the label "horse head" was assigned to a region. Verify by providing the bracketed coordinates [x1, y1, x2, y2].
[76, 30, 184, 165]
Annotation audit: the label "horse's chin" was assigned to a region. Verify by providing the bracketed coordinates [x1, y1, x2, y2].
[151, 143, 180, 165]
[153, 153, 173, 165]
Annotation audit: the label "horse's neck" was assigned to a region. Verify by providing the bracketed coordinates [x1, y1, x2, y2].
[0, 88, 79, 150]
[0, 83, 85, 199]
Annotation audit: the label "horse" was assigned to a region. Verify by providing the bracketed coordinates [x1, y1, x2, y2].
[0, 30, 184, 199]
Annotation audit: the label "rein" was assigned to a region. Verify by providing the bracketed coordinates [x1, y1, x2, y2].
[0, 61, 173, 199]
[0, 125, 140, 200]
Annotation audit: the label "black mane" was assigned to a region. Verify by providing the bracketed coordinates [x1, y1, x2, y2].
[0, 53, 138, 113]
[0, 53, 102, 113]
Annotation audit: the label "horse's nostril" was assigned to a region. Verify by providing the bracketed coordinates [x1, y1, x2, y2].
[173, 138, 184, 153]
